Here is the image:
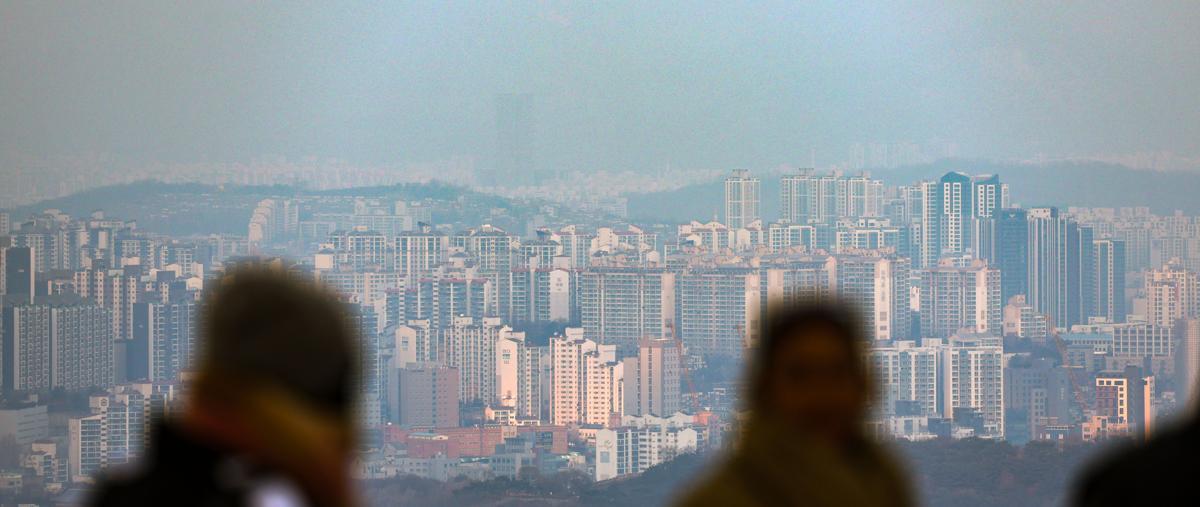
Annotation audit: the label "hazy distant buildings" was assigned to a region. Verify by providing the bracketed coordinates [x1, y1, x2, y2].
[724, 170, 760, 229]
[780, 170, 882, 225]
[871, 334, 1004, 440]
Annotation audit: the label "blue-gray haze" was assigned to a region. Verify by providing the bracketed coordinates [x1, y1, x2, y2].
[1, 1, 1198, 171]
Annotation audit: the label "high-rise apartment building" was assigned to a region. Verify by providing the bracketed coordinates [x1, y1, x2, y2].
[724, 170, 760, 229]
[72, 267, 142, 341]
[318, 270, 403, 307]
[781, 170, 882, 225]
[921, 172, 1005, 267]
[623, 338, 682, 417]
[1, 300, 51, 392]
[835, 255, 912, 341]
[1093, 239, 1127, 323]
[678, 266, 761, 357]
[68, 384, 178, 482]
[869, 340, 941, 418]
[393, 230, 449, 282]
[992, 209, 1029, 303]
[941, 335, 1005, 438]
[404, 276, 492, 331]
[579, 267, 675, 355]
[548, 329, 624, 426]
[3, 295, 112, 393]
[441, 316, 521, 406]
[327, 228, 390, 271]
[920, 260, 1002, 339]
[453, 225, 517, 314]
[129, 298, 196, 383]
[48, 296, 114, 391]
[1145, 260, 1199, 328]
[508, 267, 573, 323]
[390, 364, 460, 428]
[1026, 207, 1095, 328]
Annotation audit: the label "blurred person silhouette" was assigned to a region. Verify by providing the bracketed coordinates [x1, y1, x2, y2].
[91, 268, 360, 507]
[676, 303, 913, 507]
[1074, 405, 1200, 504]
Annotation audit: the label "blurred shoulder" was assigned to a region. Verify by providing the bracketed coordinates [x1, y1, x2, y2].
[1075, 422, 1200, 506]
[672, 460, 756, 507]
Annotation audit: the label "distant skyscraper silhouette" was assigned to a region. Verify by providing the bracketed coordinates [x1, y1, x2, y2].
[493, 93, 535, 187]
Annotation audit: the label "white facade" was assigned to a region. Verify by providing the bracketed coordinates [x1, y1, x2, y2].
[594, 425, 698, 481]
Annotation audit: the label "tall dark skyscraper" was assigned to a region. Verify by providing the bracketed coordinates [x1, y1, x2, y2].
[1066, 224, 1096, 328]
[493, 93, 535, 187]
[1027, 207, 1067, 327]
[1026, 207, 1096, 329]
[993, 208, 1029, 303]
[3, 247, 34, 305]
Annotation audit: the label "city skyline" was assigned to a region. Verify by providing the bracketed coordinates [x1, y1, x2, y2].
[3, 3, 1200, 506]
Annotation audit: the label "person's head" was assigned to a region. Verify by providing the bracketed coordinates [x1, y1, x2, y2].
[750, 302, 871, 444]
[195, 267, 359, 428]
[190, 268, 360, 506]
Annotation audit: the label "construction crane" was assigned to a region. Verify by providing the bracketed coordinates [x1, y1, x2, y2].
[1052, 326, 1092, 424]
[666, 321, 700, 413]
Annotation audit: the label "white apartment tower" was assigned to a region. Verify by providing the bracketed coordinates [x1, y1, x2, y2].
[724, 170, 761, 229]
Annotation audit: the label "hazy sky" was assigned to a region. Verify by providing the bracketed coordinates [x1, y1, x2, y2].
[2, 1, 1198, 172]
